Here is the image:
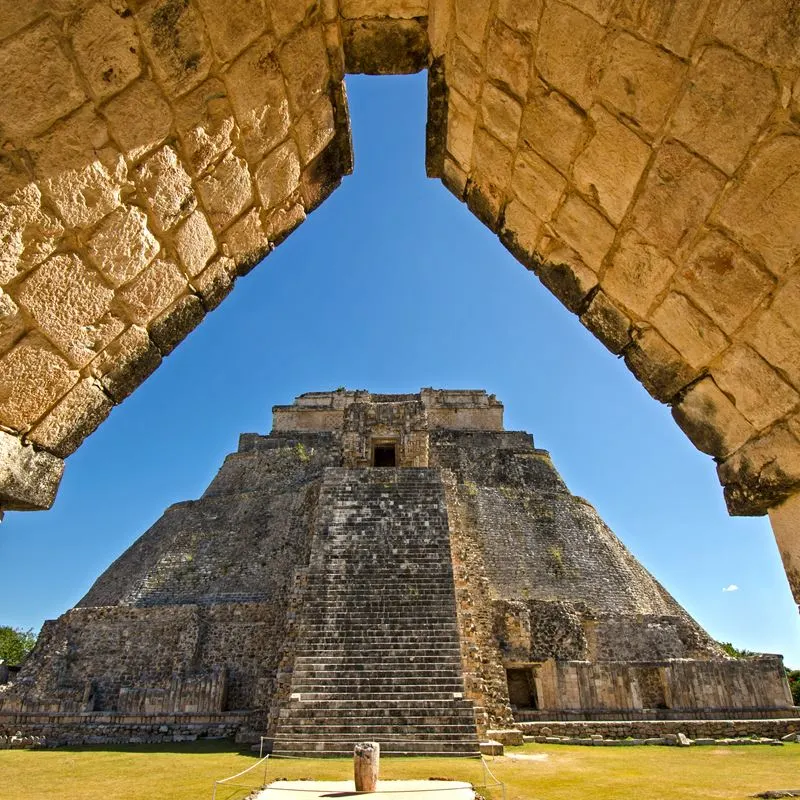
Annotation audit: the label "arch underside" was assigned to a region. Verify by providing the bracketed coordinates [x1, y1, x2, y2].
[0, 0, 798, 603]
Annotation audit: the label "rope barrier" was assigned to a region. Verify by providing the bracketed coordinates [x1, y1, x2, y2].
[213, 744, 506, 799]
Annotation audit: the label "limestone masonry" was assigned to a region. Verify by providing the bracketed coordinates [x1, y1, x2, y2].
[0, 390, 795, 751]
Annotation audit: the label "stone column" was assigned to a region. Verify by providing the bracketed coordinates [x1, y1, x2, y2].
[354, 741, 379, 792]
[768, 493, 800, 612]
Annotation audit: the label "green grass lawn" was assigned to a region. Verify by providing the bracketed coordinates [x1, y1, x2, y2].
[1, 740, 798, 800]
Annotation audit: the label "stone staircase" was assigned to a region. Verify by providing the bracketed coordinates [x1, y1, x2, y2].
[272, 467, 480, 756]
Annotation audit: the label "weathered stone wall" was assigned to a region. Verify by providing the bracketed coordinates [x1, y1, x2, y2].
[533, 656, 793, 714]
[426, 0, 800, 529]
[518, 718, 800, 739]
[0, 710, 256, 746]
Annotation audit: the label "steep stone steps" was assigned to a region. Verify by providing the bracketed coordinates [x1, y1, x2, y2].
[271, 467, 479, 757]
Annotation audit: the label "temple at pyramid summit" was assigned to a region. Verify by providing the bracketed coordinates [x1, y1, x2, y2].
[1, 390, 795, 751]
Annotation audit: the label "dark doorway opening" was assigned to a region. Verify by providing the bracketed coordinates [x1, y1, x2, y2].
[506, 668, 537, 709]
[373, 444, 397, 467]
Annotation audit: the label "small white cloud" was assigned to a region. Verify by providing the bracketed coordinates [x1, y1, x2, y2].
[722, 584, 739, 592]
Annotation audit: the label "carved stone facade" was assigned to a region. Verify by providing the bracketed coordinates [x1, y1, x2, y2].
[1, 390, 794, 748]
[0, 0, 798, 615]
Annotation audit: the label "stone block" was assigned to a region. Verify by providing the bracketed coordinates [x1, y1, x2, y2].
[535, 235, 598, 312]
[0, 290, 25, 354]
[466, 129, 513, 230]
[519, 84, 586, 176]
[479, 740, 504, 756]
[0, 18, 85, 141]
[480, 84, 522, 149]
[0, 333, 79, 431]
[446, 38, 483, 103]
[135, 146, 196, 232]
[487, 728, 524, 746]
[87, 206, 161, 286]
[0, 184, 64, 285]
[136, 0, 213, 97]
[553, 194, 615, 272]
[295, 95, 336, 166]
[16, 253, 124, 368]
[536, 1, 605, 108]
[197, 152, 253, 232]
[31, 106, 127, 229]
[269, 0, 317, 40]
[500, 199, 543, 265]
[0, 0, 51, 41]
[279, 25, 330, 114]
[712, 345, 799, 431]
[670, 46, 777, 176]
[573, 106, 651, 225]
[174, 210, 216, 277]
[28, 378, 113, 458]
[486, 21, 531, 100]
[117, 258, 188, 324]
[565, 0, 616, 23]
[745, 310, 800, 392]
[89, 325, 161, 402]
[194, 0, 267, 63]
[102, 80, 173, 163]
[580, 290, 631, 355]
[613, 0, 711, 58]
[597, 31, 685, 135]
[191, 256, 237, 310]
[446, 94, 476, 171]
[511, 150, 565, 223]
[255, 140, 301, 211]
[677, 231, 774, 335]
[264, 200, 306, 247]
[71, 2, 142, 103]
[602, 230, 676, 317]
[720, 423, 800, 515]
[455, 0, 492, 55]
[497, 0, 543, 32]
[225, 37, 290, 163]
[672, 377, 755, 459]
[0, 430, 64, 512]
[715, 136, 800, 276]
[624, 326, 696, 402]
[342, 18, 429, 74]
[769, 493, 800, 605]
[220, 208, 269, 274]
[442, 158, 468, 200]
[629, 141, 726, 256]
[712, 0, 800, 69]
[148, 294, 205, 355]
[651, 292, 728, 370]
[175, 78, 237, 175]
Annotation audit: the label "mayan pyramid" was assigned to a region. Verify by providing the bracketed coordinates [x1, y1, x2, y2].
[1, 390, 793, 752]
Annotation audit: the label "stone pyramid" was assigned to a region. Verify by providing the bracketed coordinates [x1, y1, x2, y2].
[1, 390, 793, 750]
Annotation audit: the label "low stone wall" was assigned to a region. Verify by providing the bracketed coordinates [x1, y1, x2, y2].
[516, 707, 800, 721]
[0, 710, 259, 747]
[518, 718, 800, 740]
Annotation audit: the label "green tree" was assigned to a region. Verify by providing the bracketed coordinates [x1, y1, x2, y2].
[719, 641, 757, 658]
[786, 669, 800, 706]
[0, 626, 37, 665]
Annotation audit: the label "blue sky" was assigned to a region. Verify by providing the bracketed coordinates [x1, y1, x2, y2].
[1, 73, 798, 668]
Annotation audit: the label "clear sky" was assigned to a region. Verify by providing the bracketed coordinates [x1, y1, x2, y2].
[1, 73, 798, 668]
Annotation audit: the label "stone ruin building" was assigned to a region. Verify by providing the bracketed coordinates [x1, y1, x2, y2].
[1, 390, 795, 753]
[0, 0, 799, 638]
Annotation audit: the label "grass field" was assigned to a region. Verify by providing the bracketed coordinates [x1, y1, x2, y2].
[1, 740, 798, 800]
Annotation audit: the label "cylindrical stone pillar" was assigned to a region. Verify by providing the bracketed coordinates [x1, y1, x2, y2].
[354, 741, 380, 792]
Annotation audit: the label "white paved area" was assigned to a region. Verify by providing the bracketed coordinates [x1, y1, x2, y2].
[255, 779, 474, 799]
